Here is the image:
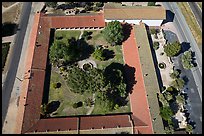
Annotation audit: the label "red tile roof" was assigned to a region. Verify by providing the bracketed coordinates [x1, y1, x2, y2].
[16, 12, 154, 134]
[42, 13, 105, 28]
[22, 70, 46, 133]
[80, 115, 132, 130]
[27, 118, 78, 132]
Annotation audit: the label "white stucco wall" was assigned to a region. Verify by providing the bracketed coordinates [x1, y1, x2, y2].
[105, 19, 163, 26]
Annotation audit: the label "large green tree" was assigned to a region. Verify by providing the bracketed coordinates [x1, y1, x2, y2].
[102, 21, 124, 46]
[49, 37, 79, 66]
[164, 41, 181, 57]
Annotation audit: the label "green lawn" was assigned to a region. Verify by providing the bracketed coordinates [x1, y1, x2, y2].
[55, 30, 81, 43]
[48, 30, 130, 116]
[2, 42, 11, 70]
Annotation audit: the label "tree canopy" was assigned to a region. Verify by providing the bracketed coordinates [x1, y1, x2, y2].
[171, 78, 185, 90]
[164, 41, 181, 57]
[102, 21, 124, 46]
[49, 37, 80, 66]
[170, 69, 180, 79]
[160, 106, 174, 122]
[181, 50, 194, 69]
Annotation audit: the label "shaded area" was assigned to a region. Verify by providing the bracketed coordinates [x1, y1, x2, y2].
[46, 101, 61, 114]
[163, 30, 179, 44]
[162, 10, 175, 24]
[2, 42, 11, 70]
[42, 28, 55, 104]
[103, 49, 115, 61]
[2, 22, 18, 37]
[122, 23, 133, 42]
[124, 64, 136, 94]
[180, 42, 191, 54]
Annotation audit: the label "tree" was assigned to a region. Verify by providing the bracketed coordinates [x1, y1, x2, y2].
[181, 51, 194, 69]
[82, 31, 91, 40]
[49, 37, 80, 65]
[102, 21, 124, 46]
[160, 106, 174, 122]
[164, 92, 173, 101]
[45, 2, 57, 8]
[95, 2, 104, 7]
[171, 78, 185, 90]
[170, 69, 180, 79]
[165, 124, 174, 134]
[164, 41, 181, 57]
[153, 42, 159, 50]
[92, 48, 105, 61]
[148, 2, 156, 6]
[186, 124, 193, 134]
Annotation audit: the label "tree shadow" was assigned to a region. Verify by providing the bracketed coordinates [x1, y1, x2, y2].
[124, 64, 136, 94]
[2, 22, 19, 37]
[182, 75, 189, 85]
[103, 49, 115, 60]
[77, 38, 95, 60]
[162, 10, 175, 25]
[181, 42, 191, 54]
[122, 23, 133, 42]
[172, 117, 180, 129]
[46, 101, 60, 114]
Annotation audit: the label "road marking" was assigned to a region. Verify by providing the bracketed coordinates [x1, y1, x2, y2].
[190, 88, 195, 93]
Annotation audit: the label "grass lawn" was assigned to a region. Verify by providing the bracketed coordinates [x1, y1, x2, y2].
[55, 30, 81, 43]
[177, 2, 202, 52]
[2, 42, 11, 70]
[48, 29, 130, 117]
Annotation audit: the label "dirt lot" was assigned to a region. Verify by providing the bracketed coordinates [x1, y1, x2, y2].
[2, 2, 16, 8]
[2, 3, 23, 23]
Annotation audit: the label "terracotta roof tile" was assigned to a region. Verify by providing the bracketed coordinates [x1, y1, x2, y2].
[42, 13, 105, 28]
[27, 118, 78, 132]
[80, 115, 132, 130]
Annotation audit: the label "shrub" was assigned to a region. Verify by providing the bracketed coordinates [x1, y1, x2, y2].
[73, 101, 83, 108]
[52, 82, 61, 89]
[148, 2, 156, 6]
[150, 29, 157, 35]
[92, 48, 105, 61]
[170, 69, 180, 79]
[160, 106, 174, 122]
[153, 42, 159, 50]
[186, 124, 193, 134]
[181, 51, 194, 69]
[171, 78, 185, 90]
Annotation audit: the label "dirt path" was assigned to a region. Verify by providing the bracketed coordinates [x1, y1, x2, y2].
[86, 93, 95, 115]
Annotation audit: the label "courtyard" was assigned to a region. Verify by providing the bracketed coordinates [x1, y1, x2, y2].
[46, 29, 130, 117]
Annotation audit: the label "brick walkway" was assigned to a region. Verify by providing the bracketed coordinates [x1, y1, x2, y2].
[122, 25, 153, 134]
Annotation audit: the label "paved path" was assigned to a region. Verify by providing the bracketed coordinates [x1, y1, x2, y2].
[122, 25, 153, 134]
[2, 2, 20, 13]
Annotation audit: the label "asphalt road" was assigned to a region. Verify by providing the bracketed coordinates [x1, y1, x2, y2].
[162, 2, 202, 134]
[188, 2, 202, 30]
[2, 2, 32, 126]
